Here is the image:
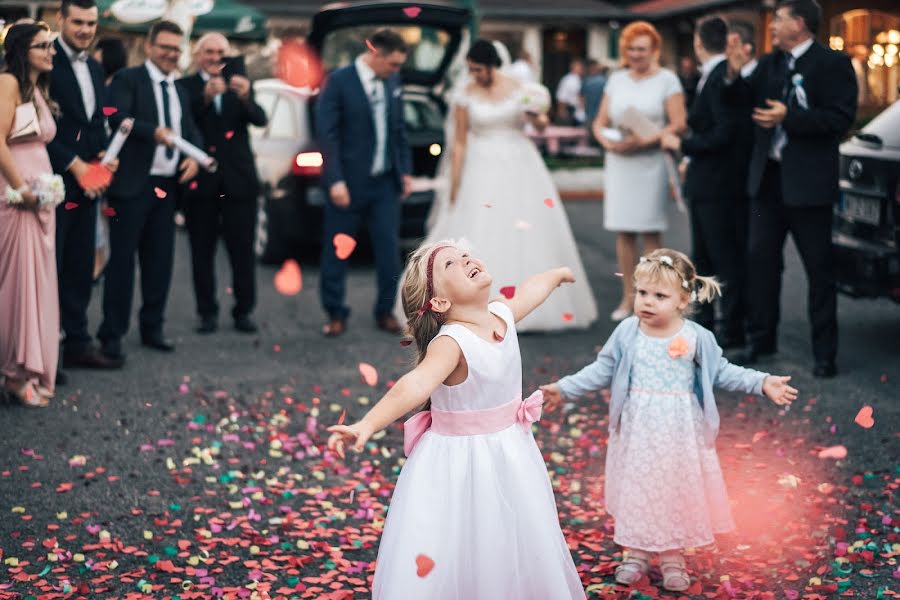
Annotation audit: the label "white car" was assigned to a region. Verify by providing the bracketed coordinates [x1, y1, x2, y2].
[250, 1, 472, 263]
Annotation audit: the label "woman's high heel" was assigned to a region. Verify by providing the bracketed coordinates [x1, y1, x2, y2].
[5, 379, 49, 408]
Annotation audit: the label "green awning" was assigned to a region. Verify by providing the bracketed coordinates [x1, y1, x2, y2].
[97, 0, 267, 41]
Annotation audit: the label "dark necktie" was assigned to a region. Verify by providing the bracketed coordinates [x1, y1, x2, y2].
[160, 80, 174, 159]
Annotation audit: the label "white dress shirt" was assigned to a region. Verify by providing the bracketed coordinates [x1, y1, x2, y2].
[145, 59, 182, 177]
[696, 53, 726, 95]
[58, 37, 96, 120]
[555, 72, 584, 122]
[770, 38, 814, 161]
[355, 55, 389, 176]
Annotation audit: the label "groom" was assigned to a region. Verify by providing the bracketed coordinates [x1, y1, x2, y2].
[315, 28, 412, 337]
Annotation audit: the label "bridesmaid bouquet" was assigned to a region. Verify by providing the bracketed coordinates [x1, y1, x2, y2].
[33, 174, 66, 207]
[519, 81, 551, 115]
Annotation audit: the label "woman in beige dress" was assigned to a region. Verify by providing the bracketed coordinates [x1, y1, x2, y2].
[0, 23, 61, 406]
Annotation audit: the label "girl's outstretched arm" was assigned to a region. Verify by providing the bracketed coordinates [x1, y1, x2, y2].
[327, 336, 461, 458]
[499, 267, 575, 323]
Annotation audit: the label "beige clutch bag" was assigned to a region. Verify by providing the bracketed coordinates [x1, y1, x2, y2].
[7, 102, 41, 144]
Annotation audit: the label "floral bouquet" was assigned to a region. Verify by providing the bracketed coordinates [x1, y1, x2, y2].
[519, 81, 551, 115]
[33, 173, 66, 207]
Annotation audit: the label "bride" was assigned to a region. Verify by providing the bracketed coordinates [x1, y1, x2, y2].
[396, 39, 597, 332]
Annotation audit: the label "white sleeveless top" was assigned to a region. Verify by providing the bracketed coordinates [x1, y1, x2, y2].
[428, 302, 522, 412]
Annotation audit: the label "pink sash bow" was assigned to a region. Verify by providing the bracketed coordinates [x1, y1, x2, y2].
[403, 390, 544, 457]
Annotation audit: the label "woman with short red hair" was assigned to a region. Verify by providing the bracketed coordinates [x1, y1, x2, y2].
[592, 21, 686, 321]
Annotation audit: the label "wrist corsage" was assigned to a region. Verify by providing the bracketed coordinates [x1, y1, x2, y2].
[4, 183, 29, 205]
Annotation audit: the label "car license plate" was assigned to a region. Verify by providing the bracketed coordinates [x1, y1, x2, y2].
[843, 194, 880, 225]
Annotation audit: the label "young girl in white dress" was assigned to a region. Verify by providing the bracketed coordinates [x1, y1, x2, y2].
[328, 239, 586, 599]
[541, 249, 798, 592]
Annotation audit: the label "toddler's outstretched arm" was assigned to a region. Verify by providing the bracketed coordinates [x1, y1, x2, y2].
[327, 337, 461, 458]
[500, 267, 575, 323]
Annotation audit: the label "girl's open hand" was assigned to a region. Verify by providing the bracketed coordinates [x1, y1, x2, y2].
[539, 383, 563, 412]
[327, 421, 375, 458]
[762, 375, 798, 406]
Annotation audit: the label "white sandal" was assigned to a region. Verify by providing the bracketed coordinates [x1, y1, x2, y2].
[659, 552, 691, 592]
[615, 549, 651, 585]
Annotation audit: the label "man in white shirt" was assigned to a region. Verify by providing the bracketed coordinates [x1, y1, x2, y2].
[507, 49, 537, 84]
[555, 58, 585, 124]
[97, 21, 201, 360]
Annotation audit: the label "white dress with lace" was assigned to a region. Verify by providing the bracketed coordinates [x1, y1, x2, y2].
[604, 324, 735, 552]
[396, 85, 598, 332]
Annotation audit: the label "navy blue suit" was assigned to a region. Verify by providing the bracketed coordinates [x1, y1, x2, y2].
[97, 63, 202, 344]
[47, 39, 109, 354]
[315, 63, 411, 320]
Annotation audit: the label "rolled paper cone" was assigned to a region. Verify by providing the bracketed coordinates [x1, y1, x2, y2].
[663, 152, 687, 213]
[100, 118, 133, 165]
[166, 134, 218, 173]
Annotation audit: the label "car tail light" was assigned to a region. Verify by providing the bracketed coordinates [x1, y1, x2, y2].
[292, 151, 323, 177]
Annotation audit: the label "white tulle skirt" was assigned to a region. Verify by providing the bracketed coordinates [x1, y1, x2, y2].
[372, 424, 585, 599]
[396, 130, 598, 333]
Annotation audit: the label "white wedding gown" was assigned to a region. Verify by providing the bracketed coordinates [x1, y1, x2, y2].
[396, 85, 598, 332]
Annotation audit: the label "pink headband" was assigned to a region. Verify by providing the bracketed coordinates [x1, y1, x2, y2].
[417, 245, 450, 317]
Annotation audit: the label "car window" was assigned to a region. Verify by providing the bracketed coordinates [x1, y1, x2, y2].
[251, 90, 276, 138]
[403, 98, 444, 132]
[267, 94, 297, 139]
[320, 25, 451, 74]
[861, 101, 900, 148]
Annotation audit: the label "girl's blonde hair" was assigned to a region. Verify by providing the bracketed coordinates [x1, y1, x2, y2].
[634, 248, 721, 314]
[400, 239, 458, 364]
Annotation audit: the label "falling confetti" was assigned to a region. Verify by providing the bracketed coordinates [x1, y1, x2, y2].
[78, 162, 113, 190]
[333, 233, 357, 260]
[853, 405, 874, 428]
[499, 286, 516, 299]
[224, 130, 234, 140]
[153, 187, 167, 199]
[276, 39, 324, 89]
[101, 106, 117, 116]
[562, 313, 574, 322]
[359, 363, 378, 387]
[273, 259, 302, 295]
[101, 206, 117, 217]
[817, 445, 848, 459]
[415, 553, 434, 577]
[64, 202, 78, 210]
[544, 198, 555, 208]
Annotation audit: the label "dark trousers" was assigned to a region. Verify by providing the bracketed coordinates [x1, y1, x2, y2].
[56, 179, 97, 353]
[688, 195, 746, 339]
[184, 176, 257, 320]
[320, 173, 401, 320]
[97, 176, 177, 342]
[746, 161, 838, 361]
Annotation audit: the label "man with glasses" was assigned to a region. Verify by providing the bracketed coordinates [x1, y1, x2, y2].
[47, 0, 122, 377]
[97, 20, 201, 361]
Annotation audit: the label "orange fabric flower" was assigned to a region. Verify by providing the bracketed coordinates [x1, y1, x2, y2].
[667, 336, 690, 359]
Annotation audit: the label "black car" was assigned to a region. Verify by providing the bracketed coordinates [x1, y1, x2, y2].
[833, 100, 900, 303]
[254, 1, 471, 263]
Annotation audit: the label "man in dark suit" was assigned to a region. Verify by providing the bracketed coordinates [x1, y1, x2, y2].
[179, 32, 267, 335]
[96, 20, 201, 360]
[662, 17, 744, 348]
[47, 0, 121, 374]
[724, 0, 857, 377]
[316, 28, 412, 337]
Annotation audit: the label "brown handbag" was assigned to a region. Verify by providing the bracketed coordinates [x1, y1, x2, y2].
[7, 101, 41, 144]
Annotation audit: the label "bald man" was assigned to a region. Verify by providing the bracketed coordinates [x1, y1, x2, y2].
[178, 33, 267, 334]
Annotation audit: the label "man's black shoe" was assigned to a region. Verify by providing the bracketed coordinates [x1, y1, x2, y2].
[64, 346, 124, 369]
[813, 360, 838, 378]
[195, 316, 218, 334]
[101, 339, 126, 362]
[141, 333, 175, 352]
[234, 316, 258, 334]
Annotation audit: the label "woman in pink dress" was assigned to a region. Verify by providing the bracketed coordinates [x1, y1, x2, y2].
[0, 23, 61, 406]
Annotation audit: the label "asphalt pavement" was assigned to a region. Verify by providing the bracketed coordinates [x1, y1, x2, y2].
[0, 197, 897, 599]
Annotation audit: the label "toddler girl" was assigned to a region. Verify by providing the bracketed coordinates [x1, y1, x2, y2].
[541, 249, 797, 592]
[328, 240, 586, 599]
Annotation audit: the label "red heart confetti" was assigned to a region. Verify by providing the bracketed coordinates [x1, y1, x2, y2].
[358, 363, 378, 387]
[415, 553, 434, 577]
[153, 187, 167, 199]
[544, 197, 554, 208]
[276, 39, 325, 89]
[853, 405, 874, 429]
[101, 206, 116, 217]
[101, 106, 117, 116]
[333, 233, 357, 260]
[562, 312, 574, 322]
[64, 202, 79, 210]
[189, 180, 199, 190]
[273, 259, 302, 296]
[817, 445, 847, 459]
[225, 130, 234, 140]
[499, 286, 516, 299]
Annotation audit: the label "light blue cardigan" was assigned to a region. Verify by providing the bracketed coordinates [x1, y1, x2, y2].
[557, 317, 770, 445]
